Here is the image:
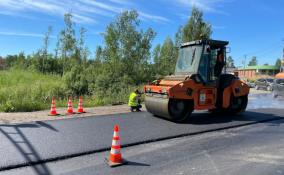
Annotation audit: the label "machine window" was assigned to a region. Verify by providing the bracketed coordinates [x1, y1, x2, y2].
[175, 46, 202, 74]
[198, 53, 209, 82]
[200, 48, 224, 82]
[210, 49, 219, 81]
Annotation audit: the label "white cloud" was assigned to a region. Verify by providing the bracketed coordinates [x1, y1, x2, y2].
[72, 14, 97, 24]
[108, 0, 130, 5]
[0, 0, 170, 24]
[78, 0, 122, 13]
[78, 0, 171, 23]
[0, 31, 56, 38]
[0, 0, 101, 24]
[71, 2, 113, 17]
[177, 0, 230, 14]
[139, 12, 170, 23]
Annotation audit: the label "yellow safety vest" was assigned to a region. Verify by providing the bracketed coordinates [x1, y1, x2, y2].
[128, 92, 138, 107]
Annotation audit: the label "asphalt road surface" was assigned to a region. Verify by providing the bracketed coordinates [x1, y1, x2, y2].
[248, 93, 284, 109]
[2, 117, 284, 175]
[0, 106, 283, 174]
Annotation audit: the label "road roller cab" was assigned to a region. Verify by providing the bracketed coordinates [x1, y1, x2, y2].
[144, 39, 250, 122]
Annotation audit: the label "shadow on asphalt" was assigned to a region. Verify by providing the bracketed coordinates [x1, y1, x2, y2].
[125, 160, 151, 167]
[0, 121, 58, 175]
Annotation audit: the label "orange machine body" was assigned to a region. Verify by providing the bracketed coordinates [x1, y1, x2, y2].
[144, 78, 249, 111]
[275, 73, 284, 79]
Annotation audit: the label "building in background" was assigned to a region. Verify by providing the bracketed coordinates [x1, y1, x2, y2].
[0, 57, 5, 70]
[236, 65, 280, 79]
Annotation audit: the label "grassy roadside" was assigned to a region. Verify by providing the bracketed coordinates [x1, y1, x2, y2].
[0, 69, 65, 112]
[0, 69, 135, 112]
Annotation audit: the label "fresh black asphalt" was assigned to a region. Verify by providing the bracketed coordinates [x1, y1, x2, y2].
[2, 113, 284, 175]
[0, 108, 283, 170]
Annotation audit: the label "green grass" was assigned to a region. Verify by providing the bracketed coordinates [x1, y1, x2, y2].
[0, 69, 136, 112]
[0, 69, 67, 112]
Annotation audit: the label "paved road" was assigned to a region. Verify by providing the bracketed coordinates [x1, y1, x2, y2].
[0, 107, 283, 172]
[2, 115, 284, 175]
[248, 93, 284, 109]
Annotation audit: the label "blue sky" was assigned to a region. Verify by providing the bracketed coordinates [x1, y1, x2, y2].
[0, 0, 283, 67]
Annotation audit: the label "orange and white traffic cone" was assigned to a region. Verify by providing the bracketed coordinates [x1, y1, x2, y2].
[107, 125, 127, 167]
[66, 97, 74, 115]
[77, 96, 85, 113]
[49, 96, 58, 116]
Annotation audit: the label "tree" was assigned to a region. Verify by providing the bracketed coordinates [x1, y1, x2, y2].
[275, 58, 282, 68]
[152, 44, 161, 74]
[61, 13, 76, 59]
[175, 26, 183, 47]
[17, 52, 26, 68]
[54, 36, 60, 59]
[41, 26, 52, 73]
[248, 56, 257, 66]
[5, 55, 18, 68]
[226, 56, 235, 68]
[182, 7, 212, 42]
[78, 27, 89, 63]
[95, 46, 103, 62]
[102, 10, 156, 84]
[153, 7, 211, 77]
[57, 13, 77, 74]
[159, 37, 175, 75]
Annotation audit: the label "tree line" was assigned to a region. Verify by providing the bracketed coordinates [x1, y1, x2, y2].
[1, 8, 214, 99]
[246, 56, 282, 67]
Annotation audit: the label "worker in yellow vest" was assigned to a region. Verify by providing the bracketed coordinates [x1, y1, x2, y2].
[128, 89, 142, 112]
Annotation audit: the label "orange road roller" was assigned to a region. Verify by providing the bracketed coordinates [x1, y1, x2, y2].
[144, 39, 250, 122]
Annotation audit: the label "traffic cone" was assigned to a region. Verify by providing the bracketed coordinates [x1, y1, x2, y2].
[77, 96, 85, 113]
[66, 97, 74, 115]
[49, 96, 58, 116]
[107, 125, 127, 167]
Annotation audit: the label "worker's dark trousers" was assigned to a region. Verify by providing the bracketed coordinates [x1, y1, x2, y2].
[130, 105, 142, 112]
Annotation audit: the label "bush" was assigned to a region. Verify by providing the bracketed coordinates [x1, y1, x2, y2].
[63, 65, 89, 95]
[93, 72, 141, 106]
[0, 69, 145, 112]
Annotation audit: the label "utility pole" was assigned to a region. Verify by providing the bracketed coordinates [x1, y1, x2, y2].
[281, 39, 284, 72]
[282, 39, 284, 60]
[243, 54, 247, 69]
